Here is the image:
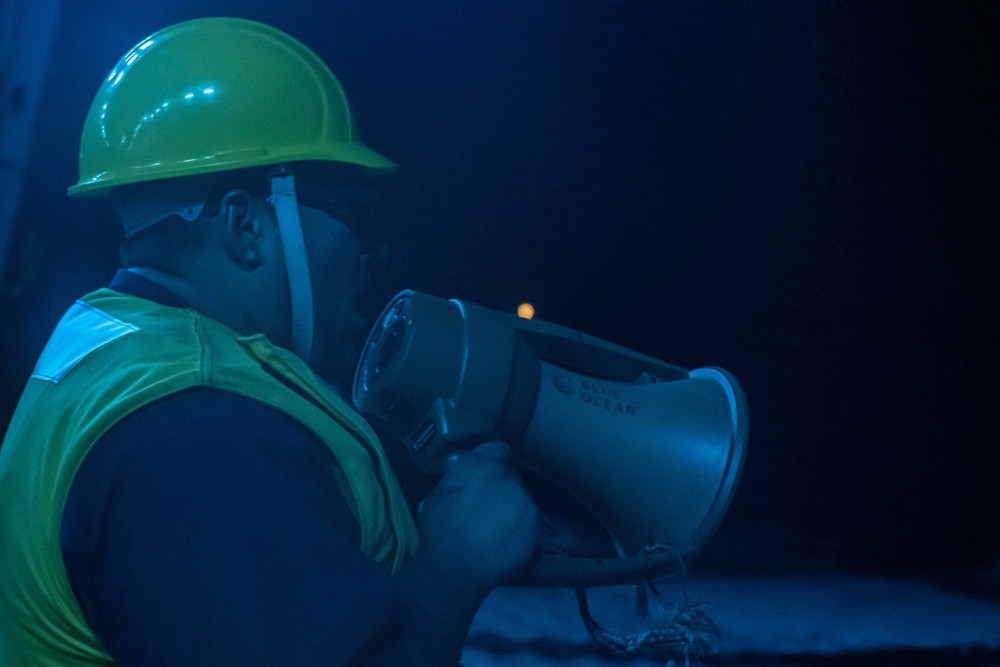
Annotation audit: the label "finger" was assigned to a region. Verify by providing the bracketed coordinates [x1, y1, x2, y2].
[439, 441, 511, 473]
[468, 440, 512, 464]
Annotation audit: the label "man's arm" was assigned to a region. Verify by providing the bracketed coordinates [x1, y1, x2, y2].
[61, 387, 460, 666]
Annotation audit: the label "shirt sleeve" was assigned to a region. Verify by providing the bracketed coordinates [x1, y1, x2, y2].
[60, 387, 458, 667]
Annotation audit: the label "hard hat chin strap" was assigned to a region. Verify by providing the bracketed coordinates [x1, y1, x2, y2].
[269, 171, 314, 362]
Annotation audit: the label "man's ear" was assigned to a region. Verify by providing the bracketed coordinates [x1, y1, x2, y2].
[219, 189, 263, 271]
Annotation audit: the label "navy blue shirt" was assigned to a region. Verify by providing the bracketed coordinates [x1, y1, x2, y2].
[60, 271, 456, 666]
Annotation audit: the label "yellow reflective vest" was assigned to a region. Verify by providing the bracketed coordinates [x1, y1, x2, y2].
[0, 288, 418, 666]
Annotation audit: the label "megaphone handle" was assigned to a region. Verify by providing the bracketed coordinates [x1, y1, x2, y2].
[509, 549, 684, 588]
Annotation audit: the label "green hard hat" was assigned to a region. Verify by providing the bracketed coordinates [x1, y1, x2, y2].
[69, 17, 396, 197]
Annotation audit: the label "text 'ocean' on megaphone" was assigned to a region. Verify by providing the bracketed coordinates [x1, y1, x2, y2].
[353, 291, 748, 587]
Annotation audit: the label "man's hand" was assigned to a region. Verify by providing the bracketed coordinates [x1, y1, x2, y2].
[417, 440, 540, 591]
[395, 441, 540, 662]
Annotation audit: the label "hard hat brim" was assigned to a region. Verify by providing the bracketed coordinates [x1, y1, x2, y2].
[69, 142, 398, 197]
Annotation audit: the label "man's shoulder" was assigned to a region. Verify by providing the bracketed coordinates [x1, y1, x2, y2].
[30, 290, 202, 388]
[30, 296, 143, 384]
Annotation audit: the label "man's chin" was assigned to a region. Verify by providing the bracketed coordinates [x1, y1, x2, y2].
[305, 347, 358, 397]
[332, 351, 363, 397]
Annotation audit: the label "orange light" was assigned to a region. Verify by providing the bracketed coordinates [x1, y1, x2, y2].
[517, 302, 535, 320]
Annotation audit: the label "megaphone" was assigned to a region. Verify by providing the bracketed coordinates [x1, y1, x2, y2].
[353, 291, 748, 587]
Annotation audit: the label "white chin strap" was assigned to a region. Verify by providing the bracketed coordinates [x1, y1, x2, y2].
[268, 172, 314, 362]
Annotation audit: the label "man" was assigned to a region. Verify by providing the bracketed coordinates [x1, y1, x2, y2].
[0, 17, 539, 666]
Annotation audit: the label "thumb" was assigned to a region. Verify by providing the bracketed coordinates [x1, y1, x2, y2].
[467, 440, 513, 464]
[441, 441, 513, 471]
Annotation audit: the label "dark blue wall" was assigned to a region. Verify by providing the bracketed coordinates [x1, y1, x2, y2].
[2, 1, 997, 575]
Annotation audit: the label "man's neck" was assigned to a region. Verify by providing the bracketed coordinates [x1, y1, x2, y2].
[125, 267, 190, 298]
[124, 266, 249, 336]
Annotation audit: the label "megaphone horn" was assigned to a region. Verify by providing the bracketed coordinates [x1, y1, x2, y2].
[353, 291, 748, 587]
[520, 362, 746, 558]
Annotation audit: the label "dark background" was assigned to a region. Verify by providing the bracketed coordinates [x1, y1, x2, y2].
[2, 1, 997, 579]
